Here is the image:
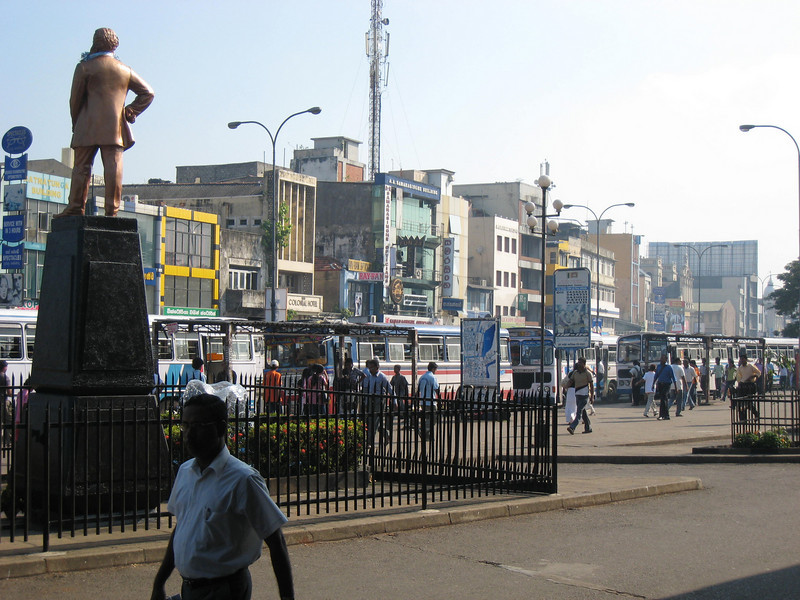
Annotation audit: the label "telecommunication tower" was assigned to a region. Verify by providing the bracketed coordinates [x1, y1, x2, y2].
[366, 0, 389, 181]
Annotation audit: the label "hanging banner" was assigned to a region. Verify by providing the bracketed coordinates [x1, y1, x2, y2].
[553, 268, 591, 349]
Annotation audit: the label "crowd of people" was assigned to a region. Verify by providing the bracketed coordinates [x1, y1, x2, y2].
[260, 358, 439, 421]
[631, 354, 771, 421]
[563, 353, 787, 433]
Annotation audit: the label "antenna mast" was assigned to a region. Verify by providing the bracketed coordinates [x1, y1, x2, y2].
[366, 0, 389, 181]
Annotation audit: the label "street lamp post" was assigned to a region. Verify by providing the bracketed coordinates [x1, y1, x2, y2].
[561, 203, 635, 335]
[740, 124, 800, 385]
[672, 243, 729, 334]
[229, 107, 322, 322]
[525, 175, 562, 400]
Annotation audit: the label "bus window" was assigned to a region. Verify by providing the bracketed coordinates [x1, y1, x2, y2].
[418, 336, 443, 362]
[510, 342, 521, 366]
[174, 332, 200, 360]
[500, 340, 509, 362]
[253, 335, 265, 356]
[445, 336, 460, 361]
[25, 324, 36, 360]
[231, 334, 252, 360]
[388, 340, 411, 363]
[0, 324, 23, 359]
[157, 331, 173, 360]
[358, 338, 385, 362]
[618, 338, 642, 363]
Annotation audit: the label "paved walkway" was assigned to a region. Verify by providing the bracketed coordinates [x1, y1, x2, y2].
[0, 397, 788, 580]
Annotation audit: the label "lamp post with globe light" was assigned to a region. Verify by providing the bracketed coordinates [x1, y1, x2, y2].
[228, 107, 322, 321]
[524, 175, 562, 400]
[560, 202, 635, 335]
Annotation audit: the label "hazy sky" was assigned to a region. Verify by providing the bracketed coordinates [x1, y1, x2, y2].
[3, 0, 799, 286]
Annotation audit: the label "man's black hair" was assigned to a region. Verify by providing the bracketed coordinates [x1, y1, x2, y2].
[184, 393, 227, 423]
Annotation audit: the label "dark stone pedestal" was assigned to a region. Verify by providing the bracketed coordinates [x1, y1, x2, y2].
[18, 393, 170, 516]
[20, 217, 170, 519]
[30, 216, 153, 395]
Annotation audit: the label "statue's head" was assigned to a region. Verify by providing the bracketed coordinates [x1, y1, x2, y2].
[91, 28, 119, 53]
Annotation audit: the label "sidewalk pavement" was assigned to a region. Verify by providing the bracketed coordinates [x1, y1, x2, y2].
[0, 397, 790, 580]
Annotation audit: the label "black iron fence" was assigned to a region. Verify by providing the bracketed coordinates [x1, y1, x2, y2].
[1, 375, 556, 551]
[729, 388, 800, 445]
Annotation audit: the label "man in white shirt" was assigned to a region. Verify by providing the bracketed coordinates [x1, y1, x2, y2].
[670, 357, 688, 417]
[151, 394, 294, 600]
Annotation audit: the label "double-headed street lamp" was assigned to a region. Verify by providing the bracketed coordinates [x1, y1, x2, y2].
[561, 202, 635, 335]
[524, 175, 562, 400]
[229, 107, 322, 322]
[739, 124, 800, 384]
[673, 243, 729, 334]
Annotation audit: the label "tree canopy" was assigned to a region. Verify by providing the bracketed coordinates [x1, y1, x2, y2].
[767, 260, 800, 338]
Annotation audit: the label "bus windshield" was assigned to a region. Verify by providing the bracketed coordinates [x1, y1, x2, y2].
[510, 340, 554, 366]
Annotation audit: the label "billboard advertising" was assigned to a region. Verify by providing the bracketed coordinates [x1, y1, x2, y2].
[553, 268, 591, 349]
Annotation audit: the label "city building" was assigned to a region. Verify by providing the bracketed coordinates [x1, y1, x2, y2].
[0, 158, 220, 316]
[291, 136, 366, 183]
[123, 163, 320, 319]
[454, 181, 544, 327]
[315, 171, 444, 324]
[648, 241, 759, 335]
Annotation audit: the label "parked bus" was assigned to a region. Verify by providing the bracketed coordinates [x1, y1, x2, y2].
[616, 332, 670, 399]
[507, 327, 558, 394]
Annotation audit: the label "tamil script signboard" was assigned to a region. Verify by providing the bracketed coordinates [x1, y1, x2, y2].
[460, 318, 500, 388]
[553, 268, 591, 349]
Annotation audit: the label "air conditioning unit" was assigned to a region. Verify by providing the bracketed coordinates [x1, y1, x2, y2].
[414, 268, 423, 279]
[480, 279, 488, 287]
[122, 194, 139, 204]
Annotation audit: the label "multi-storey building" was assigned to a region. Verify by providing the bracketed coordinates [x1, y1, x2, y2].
[0, 158, 220, 316]
[649, 240, 759, 335]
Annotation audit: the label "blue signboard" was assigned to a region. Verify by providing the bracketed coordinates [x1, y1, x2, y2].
[2, 244, 24, 270]
[442, 297, 463, 312]
[3, 215, 24, 242]
[4, 154, 27, 181]
[2, 126, 33, 154]
[143, 267, 158, 286]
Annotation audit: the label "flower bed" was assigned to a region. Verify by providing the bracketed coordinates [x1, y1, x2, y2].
[163, 416, 367, 478]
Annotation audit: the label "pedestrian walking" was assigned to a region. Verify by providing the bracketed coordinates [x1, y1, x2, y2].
[712, 357, 725, 400]
[417, 361, 440, 437]
[671, 357, 688, 417]
[565, 357, 594, 434]
[655, 355, 677, 421]
[150, 393, 294, 600]
[642, 364, 657, 417]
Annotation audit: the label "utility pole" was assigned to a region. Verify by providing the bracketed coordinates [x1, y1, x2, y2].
[367, 0, 389, 181]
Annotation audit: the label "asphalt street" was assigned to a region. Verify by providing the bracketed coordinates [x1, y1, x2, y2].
[2, 461, 798, 599]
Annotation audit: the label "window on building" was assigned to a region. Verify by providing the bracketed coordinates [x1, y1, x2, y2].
[226, 219, 235, 227]
[229, 267, 259, 290]
[497, 235, 503, 251]
[511, 272, 517, 288]
[496, 271, 502, 286]
[164, 275, 214, 309]
[239, 218, 248, 226]
[504, 237, 510, 252]
[165, 219, 214, 269]
[504, 272, 509, 287]
[512, 238, 517, 254]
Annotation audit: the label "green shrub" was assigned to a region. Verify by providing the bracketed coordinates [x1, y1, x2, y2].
[163, 416, 367, 477]
[245, 418, 366, 477]
[733, 428, 790, 449]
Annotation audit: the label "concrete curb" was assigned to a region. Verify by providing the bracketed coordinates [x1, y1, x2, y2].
[559, 454, 800, 464]
[0, 476, 701, 580]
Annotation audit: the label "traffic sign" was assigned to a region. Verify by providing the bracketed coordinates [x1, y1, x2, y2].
[2, 126, 33, 154]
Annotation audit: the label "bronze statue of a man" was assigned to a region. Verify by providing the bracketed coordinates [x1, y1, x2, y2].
[57, 28, 154, 218]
